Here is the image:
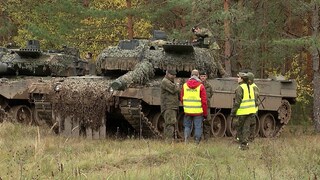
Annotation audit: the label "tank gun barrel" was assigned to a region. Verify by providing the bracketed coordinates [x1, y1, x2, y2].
[110, 61, 154, 91]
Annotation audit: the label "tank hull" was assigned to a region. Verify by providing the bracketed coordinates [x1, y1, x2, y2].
[111, 77, 296, 138]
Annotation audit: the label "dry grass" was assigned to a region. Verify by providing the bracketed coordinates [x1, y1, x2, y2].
[0, 122, 319, 179]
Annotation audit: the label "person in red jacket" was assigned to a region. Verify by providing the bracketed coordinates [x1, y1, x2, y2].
[180, 69, 207, 144]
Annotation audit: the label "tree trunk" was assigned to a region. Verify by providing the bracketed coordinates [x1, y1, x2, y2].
[312, 2, 320, 132]
[224, 0, 232, 75]
[236, 0, 244, 72]
[126, 0, 134, 39]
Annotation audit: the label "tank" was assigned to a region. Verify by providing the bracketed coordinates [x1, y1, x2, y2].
[0, 40, 88, 127]
[91, 31, 297, 139]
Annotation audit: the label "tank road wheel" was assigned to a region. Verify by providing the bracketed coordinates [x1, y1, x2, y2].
[226, 115, 237, 137]
[210, 113, 227, 137]
[259, 113, 276, 138]
[152, 112, 165, 134]
[10, 105, 33, 125]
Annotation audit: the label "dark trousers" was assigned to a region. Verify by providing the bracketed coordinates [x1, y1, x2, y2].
[237, 114, 256, 145]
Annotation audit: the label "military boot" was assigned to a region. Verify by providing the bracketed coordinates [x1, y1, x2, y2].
[239, 143, 249, 150]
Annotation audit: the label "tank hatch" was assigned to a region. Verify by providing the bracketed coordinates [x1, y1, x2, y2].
[15, 40, 42, 58]
[163, 43, 194, 54]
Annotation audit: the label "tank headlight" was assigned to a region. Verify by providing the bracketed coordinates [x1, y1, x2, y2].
[54, 84, 62, 92]
[109, 87, 114, 93]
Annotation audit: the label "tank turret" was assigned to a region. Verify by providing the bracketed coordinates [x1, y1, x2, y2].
[96, 31, 224, 91]
[0, 40, 87, 76]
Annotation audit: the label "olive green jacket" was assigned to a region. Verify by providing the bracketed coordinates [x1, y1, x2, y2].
[203, 80, 213, 107]
[195, 28, 213, 38]
[160, 77, 180, 113]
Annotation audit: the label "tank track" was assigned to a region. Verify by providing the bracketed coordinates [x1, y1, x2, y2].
[274, 123, 286, 137]
[139, 109, 163, 138]
[274, 99, 292, 137]
[120, 101, 162, 138]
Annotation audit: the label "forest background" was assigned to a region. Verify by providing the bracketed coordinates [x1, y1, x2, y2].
[1, 0, 320, 130]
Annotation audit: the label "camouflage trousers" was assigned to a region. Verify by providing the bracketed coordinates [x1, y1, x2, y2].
[162, 109, 177, 139]
[236, 114, 256, 145]
[203, 108, 211, 140]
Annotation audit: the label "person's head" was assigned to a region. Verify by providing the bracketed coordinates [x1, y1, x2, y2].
[247, 72, 255, 84]
[191, 69, 199, 77]
[237, 72, 249, 84]
[166, 69, 177, 81]
[191, 26, 200, 33]
[199, 71, 208, 82]
[85, 52, 93, 59]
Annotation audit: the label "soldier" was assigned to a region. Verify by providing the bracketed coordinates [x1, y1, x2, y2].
[181, 69, 207, 144]
[191, 26, 227, 77]
[199, 71, 213, 140]
[85, 52, 93, 61]
[160, 70, 181, 141]
[247, 72, 259, 142]
[84, 52, 94, 75]
[191, 26, 213, 48]
[230, 72, 256, 150]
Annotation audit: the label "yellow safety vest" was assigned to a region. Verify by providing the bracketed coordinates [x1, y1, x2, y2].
[236, 84, 256, 115]
[183, 83, 203, 114]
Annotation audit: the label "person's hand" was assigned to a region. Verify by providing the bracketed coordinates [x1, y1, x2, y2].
[203, 116, 207, 121]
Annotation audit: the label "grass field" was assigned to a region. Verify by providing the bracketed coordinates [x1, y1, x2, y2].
[0, 122, 319, 180]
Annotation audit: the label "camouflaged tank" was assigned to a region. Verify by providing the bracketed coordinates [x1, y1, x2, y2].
[95, 31, 297, 139]
[0, 40, 88, 127]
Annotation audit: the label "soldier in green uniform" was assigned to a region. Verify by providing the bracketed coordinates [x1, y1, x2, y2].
[247, 72, 259, 142]
[192, 26, 213, 48]
[160, 70, 181, 140]
[231, 72, 257, 150]
[199, 71, 213, 140]
[192, 26, 227, 77]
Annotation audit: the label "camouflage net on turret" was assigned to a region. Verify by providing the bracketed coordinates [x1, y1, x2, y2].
[110, 61, 154, 90]
[96, 40, 149, 74]
[49, 78, 112, 130]
[0, 53, 84, 76]
[145, 47, 219, 77]
[96, 39, 224, 78]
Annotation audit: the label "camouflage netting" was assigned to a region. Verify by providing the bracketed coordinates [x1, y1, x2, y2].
[110, 61, 154, 90]
[145, 47, 219, 77]
[96, 41, 222, 78]
[96, 40, 149, 73]
[49, 78, 112, 130]
[0, 53, 84, 76]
